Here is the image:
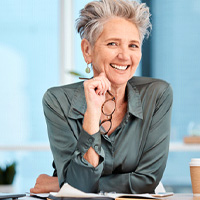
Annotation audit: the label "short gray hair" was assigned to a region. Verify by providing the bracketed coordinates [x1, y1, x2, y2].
[76, 0, 152, 45]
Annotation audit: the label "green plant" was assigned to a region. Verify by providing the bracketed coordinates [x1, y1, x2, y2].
[0, 162, 16, 185]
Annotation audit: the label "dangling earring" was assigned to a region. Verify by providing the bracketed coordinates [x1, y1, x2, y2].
[85, 62, 91, 73]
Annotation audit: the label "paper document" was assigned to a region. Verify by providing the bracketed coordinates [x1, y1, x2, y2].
[28, 192, 50, 199]
[49, 183, 160, 199]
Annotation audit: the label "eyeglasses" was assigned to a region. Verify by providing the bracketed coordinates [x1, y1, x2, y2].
[99, 89, 115, 134]
[73, 77, 116, 135]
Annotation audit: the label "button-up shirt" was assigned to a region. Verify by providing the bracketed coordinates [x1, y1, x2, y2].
[43, 76, 173, 194]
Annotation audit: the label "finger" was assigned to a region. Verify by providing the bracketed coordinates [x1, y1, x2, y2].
[85, 78, 101, 90]
[87, 78, 103, 95]
[95, 81, 103, 95]
[30, 187, 43, 194]
[92, 78, 104, 95]
[85, 74, 109, 96]
[97, 73, 111, 91]
[99, 79, 106, 95]
[94, 75, 110, 93]
[30, 188, 34, 193]
[99, 77, 111, 95]
[97, 79, 108, 95]
[32, 185, 49, 194]
[102, 77, 111, 92]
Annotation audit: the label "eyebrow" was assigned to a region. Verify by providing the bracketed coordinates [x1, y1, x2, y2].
[130, 40, 140, 45]
[105, 38, 140, 45]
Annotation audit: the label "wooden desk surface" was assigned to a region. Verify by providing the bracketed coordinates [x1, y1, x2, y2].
[116, 194, 200, 200]
[164, 194, 200, 200]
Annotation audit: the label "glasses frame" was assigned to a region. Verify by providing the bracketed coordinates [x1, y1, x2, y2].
[99, 90, 116, 134]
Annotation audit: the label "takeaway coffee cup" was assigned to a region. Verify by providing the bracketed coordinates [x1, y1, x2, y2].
[190, 158, 200, 195]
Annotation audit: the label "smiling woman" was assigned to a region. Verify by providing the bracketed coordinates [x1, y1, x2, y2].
[31, 0, 173, 195]
[82, 17, 141, 86]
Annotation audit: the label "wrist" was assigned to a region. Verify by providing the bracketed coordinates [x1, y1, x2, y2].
[83, 110, 100, 135]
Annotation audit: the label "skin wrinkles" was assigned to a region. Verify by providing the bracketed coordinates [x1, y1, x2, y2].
[91, 17, 142, 89]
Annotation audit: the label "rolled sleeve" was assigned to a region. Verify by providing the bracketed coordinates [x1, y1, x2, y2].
[67, 129, 105, 192]
[76, 129, 102, 155]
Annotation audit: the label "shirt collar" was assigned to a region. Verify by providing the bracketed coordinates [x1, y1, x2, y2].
[127, 81, 143, 119]
[68, 81, 143, 120]
[68, 83, 87, 119]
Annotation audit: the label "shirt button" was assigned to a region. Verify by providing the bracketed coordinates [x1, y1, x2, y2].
[94, 145, 99, 151]
[88, 138, 93, 143]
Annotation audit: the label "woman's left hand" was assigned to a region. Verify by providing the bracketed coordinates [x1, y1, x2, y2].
[30, 174, 60, 193]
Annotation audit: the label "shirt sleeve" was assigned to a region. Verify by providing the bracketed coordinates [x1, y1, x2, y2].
[99, 84, 173, 194]
[43, 89, 105, 193]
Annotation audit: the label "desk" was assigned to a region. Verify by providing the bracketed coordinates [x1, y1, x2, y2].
[117, 194, 200, 200]
[162, 194, 200, 200]
[22, 194, 200, 200]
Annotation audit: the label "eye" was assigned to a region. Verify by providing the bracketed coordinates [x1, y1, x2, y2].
[129, 44, 139, 48]
[107, 42, 117, 46]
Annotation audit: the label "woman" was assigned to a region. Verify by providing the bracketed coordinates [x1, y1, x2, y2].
[30, 0, 173, 194]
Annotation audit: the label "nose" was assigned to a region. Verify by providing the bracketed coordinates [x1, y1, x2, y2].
[117, 46, 130, 61]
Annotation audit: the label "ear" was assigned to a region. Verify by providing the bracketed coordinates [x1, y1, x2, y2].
[81, 39, 92, 63]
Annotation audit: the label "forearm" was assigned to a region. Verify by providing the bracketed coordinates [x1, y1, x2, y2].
[52, 129, 105, 192]
[83, 147, 100, 167]
[66, 150, 104, 193]
[82, 110, 101, 167]
[83, 110, 100, 134]
[45, 109, 104, 192]
[99, 171, 158, 194]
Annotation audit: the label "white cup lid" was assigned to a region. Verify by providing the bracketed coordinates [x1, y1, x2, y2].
[190, 158, 200, 166]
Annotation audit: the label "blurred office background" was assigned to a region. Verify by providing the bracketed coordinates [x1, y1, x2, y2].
[0, 0, 200, 193]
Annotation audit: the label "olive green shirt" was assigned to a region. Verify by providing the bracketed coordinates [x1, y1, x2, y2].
[43, 76, 173, 194]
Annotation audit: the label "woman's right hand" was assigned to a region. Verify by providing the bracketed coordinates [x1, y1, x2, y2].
[84, 72, 111, 117]
[82, 72, 110, 167]
[83, 72, 111, 134]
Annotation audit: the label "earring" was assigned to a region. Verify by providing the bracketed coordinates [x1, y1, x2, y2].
[85, 62, 91, 73]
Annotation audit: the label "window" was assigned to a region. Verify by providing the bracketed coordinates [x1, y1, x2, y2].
[0, 0, 59, 192]
[149, 0, 200, 192]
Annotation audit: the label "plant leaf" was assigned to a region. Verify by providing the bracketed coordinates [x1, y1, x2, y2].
[0, 162, 16, 184]
[68, 71, 82, 77]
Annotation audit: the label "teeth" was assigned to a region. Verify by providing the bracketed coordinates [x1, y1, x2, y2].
[111, 64, 128, 70]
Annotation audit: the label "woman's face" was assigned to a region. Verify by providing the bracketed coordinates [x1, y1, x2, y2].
[91, 17, 142, 87]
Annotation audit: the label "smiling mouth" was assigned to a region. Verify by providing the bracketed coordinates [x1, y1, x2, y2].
[110, 64, 130, 71]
